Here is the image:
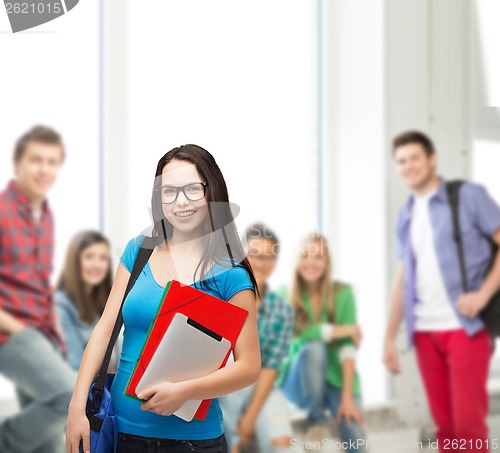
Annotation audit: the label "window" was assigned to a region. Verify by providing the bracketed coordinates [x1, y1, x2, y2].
[0, 0, 101, 404]
[127, 0, 318, 286]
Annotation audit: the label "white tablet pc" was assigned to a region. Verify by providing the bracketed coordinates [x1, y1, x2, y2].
[136, 312, 231, 421]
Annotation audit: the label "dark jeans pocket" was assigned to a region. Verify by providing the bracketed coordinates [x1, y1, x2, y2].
[187, 434, 227, 453]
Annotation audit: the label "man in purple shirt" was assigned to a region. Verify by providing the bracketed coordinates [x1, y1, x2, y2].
[383, 131, 500, 453]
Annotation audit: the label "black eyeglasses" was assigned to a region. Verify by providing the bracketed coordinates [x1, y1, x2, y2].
[157, 182, 208, 204]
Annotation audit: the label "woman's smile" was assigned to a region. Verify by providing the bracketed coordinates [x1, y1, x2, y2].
[173, 209, 197, 219]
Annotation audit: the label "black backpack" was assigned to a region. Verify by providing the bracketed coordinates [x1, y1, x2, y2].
[446, 180, 500, 337]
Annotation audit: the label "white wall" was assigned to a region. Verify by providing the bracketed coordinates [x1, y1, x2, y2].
[321, 0, 386, 407]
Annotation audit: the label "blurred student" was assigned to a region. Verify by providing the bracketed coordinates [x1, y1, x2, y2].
[384, 131, 500, 453]
[56, 231, 113, 371]
[219, 223, 294, 453]
[278, 233, 365, 452]
[0, 126, 76, 453]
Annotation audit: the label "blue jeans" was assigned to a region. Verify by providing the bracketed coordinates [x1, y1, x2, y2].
[117, 432, 228, 453]
[281, 341, 366, 452]
[0, 327, 76, 453]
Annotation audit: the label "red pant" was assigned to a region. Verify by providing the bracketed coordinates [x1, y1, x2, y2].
[415, 329, 492, 453]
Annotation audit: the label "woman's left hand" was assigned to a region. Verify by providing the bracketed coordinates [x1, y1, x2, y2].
[336, 397, 365, 428]
[138, 382, 188, 416]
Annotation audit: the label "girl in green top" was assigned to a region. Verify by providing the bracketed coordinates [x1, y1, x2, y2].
[280, 233, 366, 452]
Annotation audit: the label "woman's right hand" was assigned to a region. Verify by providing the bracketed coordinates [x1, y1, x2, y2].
[66, 407, 90, 453]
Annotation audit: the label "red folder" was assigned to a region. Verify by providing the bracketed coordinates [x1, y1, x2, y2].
[124, 279, 249, 421]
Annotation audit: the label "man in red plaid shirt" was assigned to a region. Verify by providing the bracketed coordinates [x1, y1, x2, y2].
[0, 126, 76, 453]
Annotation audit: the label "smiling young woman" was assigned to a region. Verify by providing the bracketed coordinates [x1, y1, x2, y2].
[56, 230, 113, 371]
[278, 233, 366, 453]
[65, 144, 261, 453]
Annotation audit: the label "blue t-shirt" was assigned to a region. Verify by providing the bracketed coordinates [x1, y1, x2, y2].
[110, 236, 255, 440]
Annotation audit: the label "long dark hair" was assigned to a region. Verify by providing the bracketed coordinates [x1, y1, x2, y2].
[57, 230, 113, 323]
[150, 144, 258, 294]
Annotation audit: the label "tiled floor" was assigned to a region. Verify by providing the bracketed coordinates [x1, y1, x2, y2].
[369, 415, 500, 453]
[288, 414, 500, 452]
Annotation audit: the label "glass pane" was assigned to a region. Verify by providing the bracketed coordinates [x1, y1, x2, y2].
[475, 0, 500, 107]
[0, 0, 100, 406]
[127, 0, 317, 286]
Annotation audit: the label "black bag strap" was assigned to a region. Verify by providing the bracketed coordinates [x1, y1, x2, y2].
[446, 180, 468, 292]
[93, 238, 154, 396]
